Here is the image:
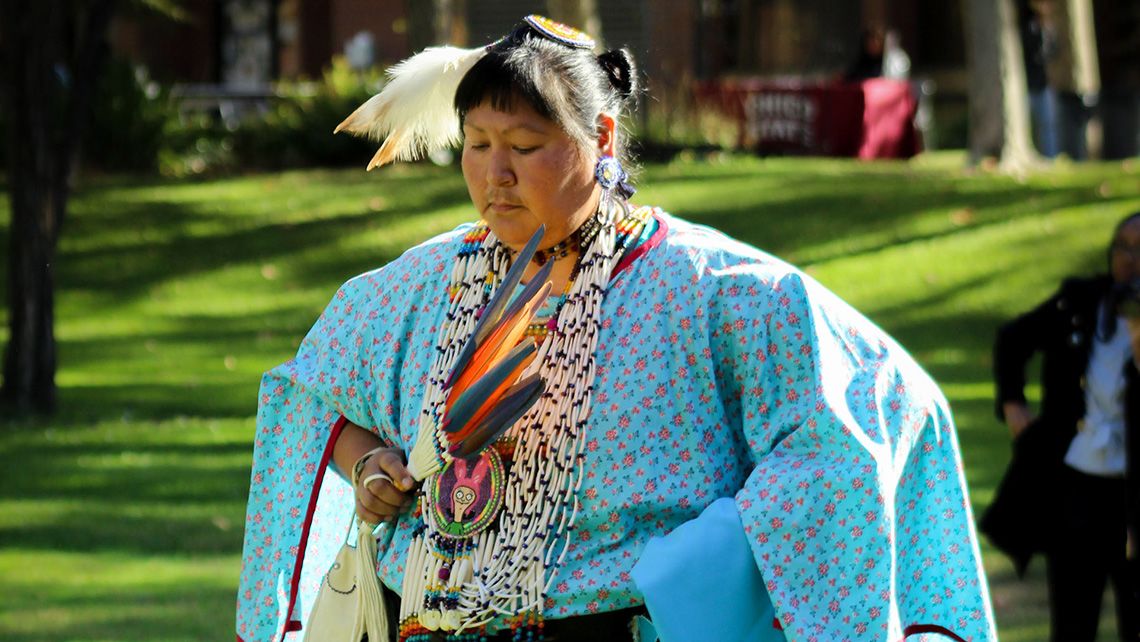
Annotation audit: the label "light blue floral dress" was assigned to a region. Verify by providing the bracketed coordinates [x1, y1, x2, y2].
[238, 211, 996, 642]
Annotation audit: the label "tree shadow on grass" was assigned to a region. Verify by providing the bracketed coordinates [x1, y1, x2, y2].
[59, 310, 315, 359]
[0, 582, 239, 642]
[72, 161, 463, 195]
[1, 508, 247, 555]
[0, 437, 251, 555]
[53, 381, 260, 423]
[48, 308, 336, 423]
[56, 203, 451, 300]
[0, 443, 252, 501]
[678, 179, 1126, 266]
[0, 166, 474, 309]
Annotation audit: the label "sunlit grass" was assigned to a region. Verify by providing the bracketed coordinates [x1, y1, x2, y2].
[0, 550, 239, 642]
[1, 150, 1138, 640]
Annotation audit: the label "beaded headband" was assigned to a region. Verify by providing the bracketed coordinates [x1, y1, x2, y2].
[335, 15, 599, 170]
[521, 14, 596, 49]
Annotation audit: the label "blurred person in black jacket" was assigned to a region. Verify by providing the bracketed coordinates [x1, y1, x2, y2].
[983, 212, 1140, 642]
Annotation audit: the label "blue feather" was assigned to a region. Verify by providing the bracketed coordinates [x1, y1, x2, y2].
[445, 225, 546, 388]
[443, 339, 536, 434]
[449, 375, 546, 459]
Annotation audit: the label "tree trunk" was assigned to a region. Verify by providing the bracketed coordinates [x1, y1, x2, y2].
[1062, 0, 1098, 158]
[963, 0, 1044, 172]
[408, 0, 466, 49]
[1066, 0, 1101, 93]
[432, 0, 467, 45]
[996, 0, 1042, 172]
[3, 167, 61, 415]
[1, 0, 115, 415]
[546, 0, 603, 45]
[964, 0, 1004, 162]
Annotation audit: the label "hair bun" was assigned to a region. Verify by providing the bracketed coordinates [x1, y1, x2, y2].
[597, 48, 638, 99]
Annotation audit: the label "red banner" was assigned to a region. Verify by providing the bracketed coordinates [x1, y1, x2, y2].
[694, 78, 920, 159]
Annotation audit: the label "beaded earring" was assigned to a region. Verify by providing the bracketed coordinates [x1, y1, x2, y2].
[594, 155, 636, 199]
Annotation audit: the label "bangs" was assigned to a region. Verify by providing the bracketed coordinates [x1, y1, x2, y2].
[454, 50, 559, 127]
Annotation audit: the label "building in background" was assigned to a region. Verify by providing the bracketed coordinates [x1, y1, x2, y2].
[108, 0, 1134, 155]
[111, 0, 410, 84]
[110, 0, 963, 100]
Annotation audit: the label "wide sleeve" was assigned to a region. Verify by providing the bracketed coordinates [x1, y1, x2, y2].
[238, 231, 460, 642]
[705, 266, 996, 642]
[270, 272, 404, 446]
[237, 272, 401, 642]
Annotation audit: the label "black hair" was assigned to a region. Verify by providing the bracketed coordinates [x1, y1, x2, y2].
[454, 21, 641, 192]
[1108, 211, 1140, 258]
[1100, 210, 1140, 340]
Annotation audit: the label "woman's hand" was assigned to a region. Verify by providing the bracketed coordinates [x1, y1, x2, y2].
[1002, 401, 1036, 438]
[332, 421, 416, 525]
[354, 448, 416, 525]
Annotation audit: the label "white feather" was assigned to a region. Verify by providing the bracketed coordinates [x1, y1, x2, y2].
[335, 45, 487, 169]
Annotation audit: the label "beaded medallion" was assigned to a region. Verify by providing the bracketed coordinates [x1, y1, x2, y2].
[429, 448, 506, 539]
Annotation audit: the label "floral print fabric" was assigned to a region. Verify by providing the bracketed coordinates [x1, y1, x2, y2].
[238, 211, 996, 641]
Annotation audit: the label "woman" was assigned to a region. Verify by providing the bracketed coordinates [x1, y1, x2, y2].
[984, 212, 1140, 641]
[238, 16, 995, 642]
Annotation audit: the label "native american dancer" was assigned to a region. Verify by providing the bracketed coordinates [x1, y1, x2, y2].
[238, 15, 997, 642]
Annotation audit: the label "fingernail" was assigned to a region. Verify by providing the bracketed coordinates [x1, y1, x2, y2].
[402, 476, 413, 490]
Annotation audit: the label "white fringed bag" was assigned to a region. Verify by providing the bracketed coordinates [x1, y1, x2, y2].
[303, 474, 391, 642]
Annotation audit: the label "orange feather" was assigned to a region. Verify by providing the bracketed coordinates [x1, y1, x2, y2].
[446, 283, 549, 407]
[445, 351, 536, 444]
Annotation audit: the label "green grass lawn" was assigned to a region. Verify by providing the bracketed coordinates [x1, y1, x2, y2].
[1, 151, 1138, 641]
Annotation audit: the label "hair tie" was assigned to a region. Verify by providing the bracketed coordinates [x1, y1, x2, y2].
[597, 49, 635, 98]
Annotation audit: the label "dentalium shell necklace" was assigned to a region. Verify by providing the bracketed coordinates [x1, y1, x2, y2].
[396, 199, 649, 640]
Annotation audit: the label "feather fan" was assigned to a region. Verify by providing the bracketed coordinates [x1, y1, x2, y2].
[334, 45, 487, 170]
[405, 226, 553, 481]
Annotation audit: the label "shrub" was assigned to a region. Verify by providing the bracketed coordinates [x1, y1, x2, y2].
[84, 57, 177, 172]
[233, 57, 384, 169]
[158, 113, 237, 178]
[79, 55, 385, 176]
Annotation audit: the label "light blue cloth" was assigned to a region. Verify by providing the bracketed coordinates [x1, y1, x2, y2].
[632, 497, 786, 642]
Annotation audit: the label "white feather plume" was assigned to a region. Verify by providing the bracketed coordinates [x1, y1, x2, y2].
[335, 45, 487, 170]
